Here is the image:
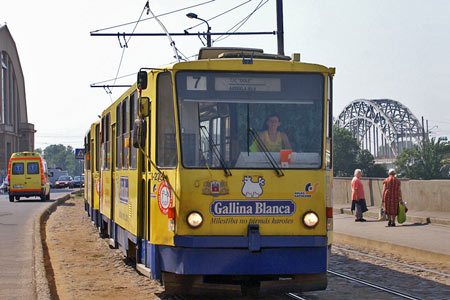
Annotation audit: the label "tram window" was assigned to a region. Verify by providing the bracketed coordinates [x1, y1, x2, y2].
[176, 71, 324, 169]
[130, 92, 138, 169]
[157, 72, 177, 168]
[95, 123, 100, 172]
[85, 134, 90, 171]
[101, 117, 105, 170]
[122, 97, 129, 169]
[116, 103, 122, 170]
[326, 76, 333, 169]
[105, 113, 111, 170]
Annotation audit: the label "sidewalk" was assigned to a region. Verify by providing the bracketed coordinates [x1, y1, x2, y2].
[332, 204, 450, 263]
[334, 203, 450, 226]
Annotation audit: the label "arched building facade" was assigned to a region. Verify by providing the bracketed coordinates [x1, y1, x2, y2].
[0, 24, 35, 179]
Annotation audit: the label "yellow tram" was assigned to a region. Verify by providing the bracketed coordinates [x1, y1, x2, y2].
[85, 47, 335, 296]
[84, 121, 101, 226]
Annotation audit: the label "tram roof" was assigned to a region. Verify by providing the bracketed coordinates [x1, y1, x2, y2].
[158, 47, 332, 73]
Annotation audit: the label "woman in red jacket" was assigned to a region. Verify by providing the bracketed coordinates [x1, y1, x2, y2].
[351, 169, 367, 222]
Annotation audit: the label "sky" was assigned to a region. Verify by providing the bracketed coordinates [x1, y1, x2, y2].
[2, 0, 450, 150]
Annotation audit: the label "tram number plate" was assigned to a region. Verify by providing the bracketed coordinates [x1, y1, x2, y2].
[187, 76, 207, 91]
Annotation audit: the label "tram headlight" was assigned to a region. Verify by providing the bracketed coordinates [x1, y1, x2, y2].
[303, 211, 319, 228]
[187, 211, 203, 228]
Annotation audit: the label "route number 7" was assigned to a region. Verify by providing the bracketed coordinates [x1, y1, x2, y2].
[187, 76, 207, 90]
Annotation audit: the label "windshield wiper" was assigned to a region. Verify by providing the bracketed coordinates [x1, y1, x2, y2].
[248, 128, 284, 177]
[200, 126, 232, 177]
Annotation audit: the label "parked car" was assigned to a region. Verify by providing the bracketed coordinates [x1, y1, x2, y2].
[54, 176, 73, 189]
[72, 176, 84, 188]
[0, 178, 8, 193]
[48, 168, 69, 188]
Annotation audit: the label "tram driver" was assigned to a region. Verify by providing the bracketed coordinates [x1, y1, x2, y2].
[250, 114, 292, 152]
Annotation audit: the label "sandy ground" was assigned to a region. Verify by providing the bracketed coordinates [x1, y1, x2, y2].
[45, 195, 166, 300]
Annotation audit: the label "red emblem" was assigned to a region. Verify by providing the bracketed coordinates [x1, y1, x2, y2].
[157, 181, 173, 215]
[211, 181, 220, 194]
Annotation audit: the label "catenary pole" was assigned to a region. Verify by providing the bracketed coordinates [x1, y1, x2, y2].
[276, 0, 285, 56]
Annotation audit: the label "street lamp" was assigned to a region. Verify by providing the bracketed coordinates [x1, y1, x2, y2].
[186, 12, 211, 47]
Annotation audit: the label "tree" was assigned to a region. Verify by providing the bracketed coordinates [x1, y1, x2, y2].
[333, 126, 387, 177]
[36, 144, 83, 177]
[357, 149, 387, 177]
[395, 137, 450, 179]
[333, 126, 360, 177]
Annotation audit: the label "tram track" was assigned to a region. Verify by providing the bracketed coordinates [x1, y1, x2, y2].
[327, 269, 425, 300]
[284, 243, 449, 300]
[286, 292, 308, 300]
[333, 245, 450, 278]
[285, 269, 426, 300]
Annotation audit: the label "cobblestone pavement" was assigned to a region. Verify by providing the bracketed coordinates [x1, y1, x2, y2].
[300, 243, 450, 300]
[45, 196, 450, 300]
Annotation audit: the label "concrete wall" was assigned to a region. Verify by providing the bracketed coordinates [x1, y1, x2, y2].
[333, 177, 450, 212]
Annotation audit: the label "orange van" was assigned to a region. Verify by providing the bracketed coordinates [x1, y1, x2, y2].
[7, 152, 51, 202]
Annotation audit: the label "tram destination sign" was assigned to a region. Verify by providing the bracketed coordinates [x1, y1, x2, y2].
[215, 77, 281, 92]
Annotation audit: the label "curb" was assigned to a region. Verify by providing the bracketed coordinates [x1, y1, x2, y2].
[334, 207, 450, 226]
[333, 232, 450, 266]
[33, 193, 72, 300]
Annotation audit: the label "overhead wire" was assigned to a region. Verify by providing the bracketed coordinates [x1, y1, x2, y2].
[91, 72, 137, 86]
[168, 53, 198, 64]
[214, 0, 268, 43]
[92, 0, 268, 97]
[175, 47, 190, 61]
[146, 2, 180, 62]
[95, 1, 204, 94]
[91, 0, 215, 33]
[110, 1, 149, 97]
[184, 0, 252, 31]
[170, 0, 267, 62]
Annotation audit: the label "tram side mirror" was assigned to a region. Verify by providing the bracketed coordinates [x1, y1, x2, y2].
[137, 71, 148, 90]
[140, 97, 150, 117]
[133, 119, 147, 149]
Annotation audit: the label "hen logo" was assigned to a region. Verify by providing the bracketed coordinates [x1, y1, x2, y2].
[295, 182, 319, 198]
[241, 176, 265, 198]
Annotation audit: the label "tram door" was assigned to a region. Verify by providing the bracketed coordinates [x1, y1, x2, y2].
[145, 115, 152, 265]
[109, 124, 116, 236]
[137, 117, 147, 263]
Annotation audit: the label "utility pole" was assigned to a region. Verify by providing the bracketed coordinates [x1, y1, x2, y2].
[276, 0, 285, 56]
[421, 116, 426, 144]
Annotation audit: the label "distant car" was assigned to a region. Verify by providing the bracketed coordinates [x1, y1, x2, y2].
[72, 176, 84, 188]
[54, 176, 73, 189]
[0, 178, 8, 193]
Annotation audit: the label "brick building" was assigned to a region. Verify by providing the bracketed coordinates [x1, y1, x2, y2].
[0, 24, 35, 179]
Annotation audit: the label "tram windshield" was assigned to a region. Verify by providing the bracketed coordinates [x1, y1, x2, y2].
[175, 71, 324, 169]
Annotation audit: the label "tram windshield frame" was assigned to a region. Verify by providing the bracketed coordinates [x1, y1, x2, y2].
[175, 70, 325, 170]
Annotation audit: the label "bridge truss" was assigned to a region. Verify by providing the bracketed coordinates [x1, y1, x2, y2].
[336, 99, 423, 158]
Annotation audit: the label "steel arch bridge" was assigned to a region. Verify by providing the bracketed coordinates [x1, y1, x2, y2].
[335, 99, 423, 158]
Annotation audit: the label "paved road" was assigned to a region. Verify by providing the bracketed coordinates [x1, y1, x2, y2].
[0, 189, 72, 300]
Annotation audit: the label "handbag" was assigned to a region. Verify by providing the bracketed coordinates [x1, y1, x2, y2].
[379, 205, 386, 220]
[398, 202, 406, 224]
